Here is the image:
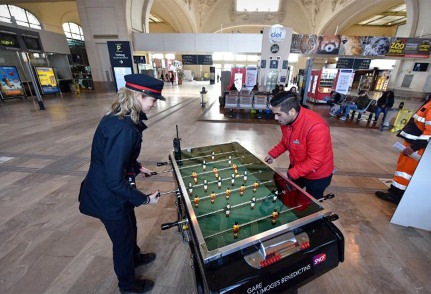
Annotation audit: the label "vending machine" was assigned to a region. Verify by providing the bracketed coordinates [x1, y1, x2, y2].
[307, 68, 339, 103]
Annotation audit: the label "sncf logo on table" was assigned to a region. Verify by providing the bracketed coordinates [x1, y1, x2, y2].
[269, 24, 286, 43]
[313, 253, 327, 266]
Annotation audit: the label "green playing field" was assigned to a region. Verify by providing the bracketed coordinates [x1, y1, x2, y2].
[176, 142, 322, 252]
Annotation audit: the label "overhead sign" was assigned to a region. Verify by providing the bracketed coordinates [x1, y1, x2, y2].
[0, 25, 43, 52]
[269, 24, 286, 43]
[35, 66, 59, 94]
[182, 55, 198, 65]
[336, 58, 371, 69]
[197, 55, 213, 65]
[107, 41, 133, 67]
[182, 55, 213, 65]
[0, 66, 25, 97]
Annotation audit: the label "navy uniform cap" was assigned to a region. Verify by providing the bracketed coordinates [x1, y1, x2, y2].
[124, 74, 165, 101]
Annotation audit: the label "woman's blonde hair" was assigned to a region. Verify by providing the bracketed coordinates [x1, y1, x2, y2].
[107, 87, 142, 124]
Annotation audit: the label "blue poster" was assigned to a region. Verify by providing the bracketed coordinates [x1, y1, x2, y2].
[0, 66, 25, 97]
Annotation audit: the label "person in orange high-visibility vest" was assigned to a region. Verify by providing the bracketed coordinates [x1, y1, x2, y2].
[376, 97, 431, 204]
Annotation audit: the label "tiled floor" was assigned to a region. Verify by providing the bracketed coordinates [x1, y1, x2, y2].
[0, 81, 429, 294]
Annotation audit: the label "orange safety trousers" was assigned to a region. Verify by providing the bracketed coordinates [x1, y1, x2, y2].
[392, 141, 425, 191]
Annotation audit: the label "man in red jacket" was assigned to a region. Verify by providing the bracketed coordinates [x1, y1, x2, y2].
[265, 92, 334, 199]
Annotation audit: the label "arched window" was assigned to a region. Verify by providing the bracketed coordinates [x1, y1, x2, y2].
[0, 5, 41, 29]
[62, 22, 84, 41]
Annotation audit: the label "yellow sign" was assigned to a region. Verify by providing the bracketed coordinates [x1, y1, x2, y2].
[391, 109, 413, 133]
[35, 67, 59, 94]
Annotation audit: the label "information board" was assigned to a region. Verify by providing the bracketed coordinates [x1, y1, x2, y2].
[35, 66, 59, 94]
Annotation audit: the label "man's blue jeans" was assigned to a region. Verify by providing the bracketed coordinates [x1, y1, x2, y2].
[334, 104, 359, 118]
[375, 107, 388, 121]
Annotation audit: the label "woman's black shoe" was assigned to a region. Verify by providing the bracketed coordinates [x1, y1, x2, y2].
[120, 279, 154, 294]
[134, 253, 156, 268]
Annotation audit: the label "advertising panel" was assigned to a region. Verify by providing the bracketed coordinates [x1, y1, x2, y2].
[316, 35, 341, 55]
[0, 66, 25, 97]
[290, 34, 319, 54]
[35, 66, 59, 94]
[387, 38, 431, 58]
[363, 36, 393, 56]
[340, 36, 364, 56]
[335, 69, 353, 94]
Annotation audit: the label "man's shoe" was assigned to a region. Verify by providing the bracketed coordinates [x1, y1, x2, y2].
[134, 253, 156, 268]
[120, 279, 154, 294]
[339, 116, 347, 121]
[330, 112, 337, 117]
[375, 191, 400, 204]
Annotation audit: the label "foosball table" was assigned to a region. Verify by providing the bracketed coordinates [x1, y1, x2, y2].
[161, 142, 344, 294]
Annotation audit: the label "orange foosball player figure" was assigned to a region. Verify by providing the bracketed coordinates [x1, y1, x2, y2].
[240, 185, 245, 196]
[233, 221, 240, 238]
[272, 209, 279, 225]
[213, 167, 219, 178]
[253, 180, 259, 192]
[192, 171, 198, 184]
[232, 164, 238, 175]
[210, 191, 216, 204]
[194, 196, 199, 208]
[225, 187, 231, 200]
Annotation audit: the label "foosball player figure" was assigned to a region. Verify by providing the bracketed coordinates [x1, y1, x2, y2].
[211, 151, 215, 160]
[225, 204, 231, 217]
[225, 187, 231, 200]
[272, 209, 279, 225]
[188, 183, 193, 196]
[210, 191, 216, 204]
[203, 179, 208, 192]
[232, 164, 238, 175]
[218, 177, 222, 189]
[250, 197, 256, 209]
[233, 222, 240, 239]
[243, 171, 248, 183]
[213, 167, 219, 178]
[231, 173, 235, 186]
[202, 160, 206, 171]
[240, 185, 245, 196]
[253, 180, 259, 192]
[228, 159, 232, 166]
[273, 191, 278, 203]
[192, 171, 198, 184]
[194, 196, 199, 208]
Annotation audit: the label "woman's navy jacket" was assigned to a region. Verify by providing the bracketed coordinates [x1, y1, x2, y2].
[79, 112, 149, 220]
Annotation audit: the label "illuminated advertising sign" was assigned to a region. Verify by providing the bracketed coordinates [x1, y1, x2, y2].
[35, 66, 60, 94]
[0, 66, 25, 97]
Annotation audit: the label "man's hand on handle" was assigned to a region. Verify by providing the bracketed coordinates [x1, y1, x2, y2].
[402, 146, 414, 156]
[264, 155, 274, 164]
[147, 190, 160, 205]
[140, 167, 154, 177]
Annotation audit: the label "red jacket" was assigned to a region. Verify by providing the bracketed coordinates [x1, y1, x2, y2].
[268, 107, 334, 180]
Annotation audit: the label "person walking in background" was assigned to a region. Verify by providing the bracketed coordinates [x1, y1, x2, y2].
[374, 90, 395, 122]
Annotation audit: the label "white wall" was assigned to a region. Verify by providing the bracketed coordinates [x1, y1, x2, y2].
[133, 33, 262, 53]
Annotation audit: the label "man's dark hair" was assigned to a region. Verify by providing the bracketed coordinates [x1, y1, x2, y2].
[358, 90, 366, 95]
[270, 91, 300, 113]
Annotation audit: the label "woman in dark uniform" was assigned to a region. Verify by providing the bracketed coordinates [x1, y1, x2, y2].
[79, 74, 165, 294]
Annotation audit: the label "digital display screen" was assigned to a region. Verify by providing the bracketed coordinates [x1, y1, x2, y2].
[22, 35, 42, 51]
[0, 32, 20, 49]
[413, 63, 429, 72]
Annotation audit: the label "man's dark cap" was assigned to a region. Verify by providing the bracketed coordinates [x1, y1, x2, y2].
[124, 74, 165, 101]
